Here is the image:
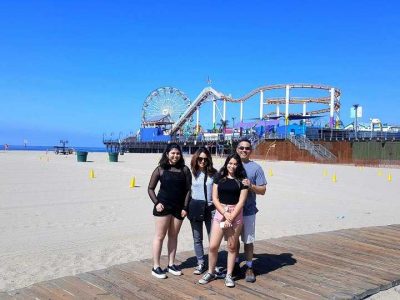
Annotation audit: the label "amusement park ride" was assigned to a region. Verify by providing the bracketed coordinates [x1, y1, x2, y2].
[139, 83, 341, 140]
[102, 83, 400, 161]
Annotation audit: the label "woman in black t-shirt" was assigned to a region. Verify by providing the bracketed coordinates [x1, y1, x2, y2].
[148, 143, 191, 279]
[198, 153, 248, 288]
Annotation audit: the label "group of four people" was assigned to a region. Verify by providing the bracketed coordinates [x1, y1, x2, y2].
[147, 138, 267, 288]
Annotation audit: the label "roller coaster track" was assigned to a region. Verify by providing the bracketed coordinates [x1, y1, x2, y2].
[170, 87, 225, 135]
[221, 83, 341, 103]
[170, 84, 341, 135]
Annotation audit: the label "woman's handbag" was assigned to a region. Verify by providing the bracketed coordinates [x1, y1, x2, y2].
[188, 199, 206, 221]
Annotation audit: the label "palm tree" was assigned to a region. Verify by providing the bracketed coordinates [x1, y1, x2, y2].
[217, 119, 229, 133]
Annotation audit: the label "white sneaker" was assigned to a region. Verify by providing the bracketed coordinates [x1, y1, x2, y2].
[225, 274, 235, 287]
[198, 272, 216, 284]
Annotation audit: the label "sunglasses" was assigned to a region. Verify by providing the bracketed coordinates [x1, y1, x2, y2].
[197, 157, 208, 162]
[238, 146, 251, 151]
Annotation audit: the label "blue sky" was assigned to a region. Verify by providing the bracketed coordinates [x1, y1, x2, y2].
[0, 0, 399, 146]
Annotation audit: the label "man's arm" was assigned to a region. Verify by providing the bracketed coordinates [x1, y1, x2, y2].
[249, 183, 266, 195]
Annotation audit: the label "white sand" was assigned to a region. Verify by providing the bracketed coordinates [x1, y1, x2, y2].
[1, 151, 400, 294]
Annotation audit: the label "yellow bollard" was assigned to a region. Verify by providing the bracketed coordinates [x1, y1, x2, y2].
[130, 177, 136, 188]
[268, 169, 273, 177]
[332, 173, 337, 183]
[323, 169, 328, 177]
[388, 173, 392, 182]
[89, 169, 95, 179]
[377, 170, 383, 176]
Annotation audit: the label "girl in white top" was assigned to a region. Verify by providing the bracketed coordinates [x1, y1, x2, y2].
[188, 147, 217, 275]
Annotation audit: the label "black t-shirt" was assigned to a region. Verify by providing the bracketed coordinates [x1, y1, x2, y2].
[214, 175, 248, 205]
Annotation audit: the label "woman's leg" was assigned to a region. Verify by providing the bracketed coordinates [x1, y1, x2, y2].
[153, 215, 172, 268]
[167, 217, 183, 266]
[190, 220, 205, 264]
[226, 224, 243, 275]
[207, 222, 224, 274]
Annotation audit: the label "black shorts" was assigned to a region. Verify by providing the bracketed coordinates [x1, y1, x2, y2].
[153, 204, 184, 220]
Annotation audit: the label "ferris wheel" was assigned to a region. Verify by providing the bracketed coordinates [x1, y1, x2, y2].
[141, 87, 191, 127]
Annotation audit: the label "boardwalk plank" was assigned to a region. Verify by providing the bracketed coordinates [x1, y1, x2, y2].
[116, 262, 194, 299]
[77, 271, 146, 300]
[255, 241, 395, 290]
[3, 225, 400, 300]
[364, 227, 400, 241]
[31, 281, 76, 300]
[48, 276, 116, 299]
[315, 231, 400, 263]
[97, 265, 179, 300]
[271, 235, 400, 274]
[334, 230, 400, 252]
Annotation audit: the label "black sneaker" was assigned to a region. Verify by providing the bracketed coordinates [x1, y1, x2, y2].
[152, 267, 167, 279]
[167, 264, 182, 276]
[193, 263, 207, 275]
[232, 262, 241, 279]
[215, 266, 226, 279]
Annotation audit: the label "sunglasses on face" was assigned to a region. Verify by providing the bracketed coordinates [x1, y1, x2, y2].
[238, 146, 251, 151]
[197, 157, 208, 162]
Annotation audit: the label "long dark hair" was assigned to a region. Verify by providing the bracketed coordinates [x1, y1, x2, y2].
[158, 143, 185, 169]
[190, 147, 217, 177]
[218, 153, 246, 180]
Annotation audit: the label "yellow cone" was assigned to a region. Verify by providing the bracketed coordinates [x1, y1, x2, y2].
[332, 173, 337, 183]
[130, 177, 136, 188]
[268, 169, 273, 177]
[388, 173, 392, 182]
[89, 169, 95, 179]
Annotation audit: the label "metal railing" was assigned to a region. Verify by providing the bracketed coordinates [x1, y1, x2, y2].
[289, 135, 336, 161]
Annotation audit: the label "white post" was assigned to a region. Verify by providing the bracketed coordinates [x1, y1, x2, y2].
[330, 88, 335, 128]
[213, 99, 216, 130]
[196, 107, 200, 133]
[223, 99, 226, 121]
[259, 90, 264, 119]
[240, 101, 243, 121]
[302, 102, 307, 135]
[276, 105, 280, 117]
[285, 85, 290, 125]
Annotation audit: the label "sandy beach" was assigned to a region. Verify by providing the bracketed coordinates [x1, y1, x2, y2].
[1, 151, 399, 294]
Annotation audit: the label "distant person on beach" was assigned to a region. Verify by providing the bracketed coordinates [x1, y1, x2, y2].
[199, 153, 248, 288]
[148, 143, 192, 279]
[188, 147, 217, 275]
[4, 144, 9, 151]
[235, 138, 267, 282]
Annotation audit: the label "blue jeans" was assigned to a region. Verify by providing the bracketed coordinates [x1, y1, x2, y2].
[190, 212, 213, 265]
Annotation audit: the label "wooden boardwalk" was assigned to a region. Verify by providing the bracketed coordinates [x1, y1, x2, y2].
[2, 225, 400, 300]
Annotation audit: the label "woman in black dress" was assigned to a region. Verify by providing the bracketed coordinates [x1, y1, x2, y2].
[148, 143, 191, 279]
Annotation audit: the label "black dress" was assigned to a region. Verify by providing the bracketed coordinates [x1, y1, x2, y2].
[148, 165, 191, 220]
